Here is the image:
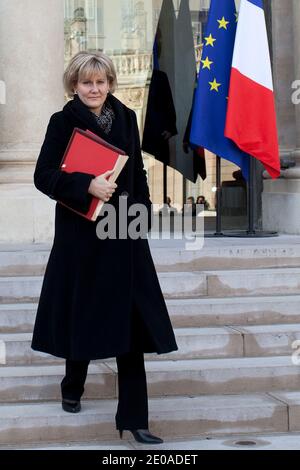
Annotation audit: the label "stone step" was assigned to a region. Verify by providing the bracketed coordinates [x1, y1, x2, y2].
[164, 324, 300, 359]
[0, 394, 288, 444]
[0, 363, 116, 402]
[0, 356, 299, 403]
[1, 238, 300, 276]
[202, 267, 300, 299]
[5, 432, 300, 450]
[2, 296, 300, 333]
[0, 245, 50, 277]
[232, 324, 300, 357]
[161, 268, 300, 299]
[0, 327, 244, 365]
[1, 323, 300, 365]
[151, 239, 300, 272]
[0, 303, 36, 333]
[167, 295, 300, 328]
[0, 276, 42, 303]
[269, 392, 300, 432]
[2, 268, 300, 302]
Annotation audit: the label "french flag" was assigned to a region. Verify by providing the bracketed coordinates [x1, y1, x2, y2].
[225, 0, 280, 178]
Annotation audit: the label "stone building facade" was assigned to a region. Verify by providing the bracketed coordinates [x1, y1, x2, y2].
[0, 0, 299, 242]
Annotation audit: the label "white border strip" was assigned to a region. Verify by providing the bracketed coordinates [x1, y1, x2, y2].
[232, 0, 273, 90]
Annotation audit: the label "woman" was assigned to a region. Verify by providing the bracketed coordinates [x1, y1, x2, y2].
[196, 195, 209, 211]
[31, 51, 178, 444]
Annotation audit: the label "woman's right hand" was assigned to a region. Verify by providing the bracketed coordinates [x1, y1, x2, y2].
[88, 170, 118, 202]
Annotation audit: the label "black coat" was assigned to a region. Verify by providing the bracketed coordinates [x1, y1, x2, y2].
[31, 93, 178, 360]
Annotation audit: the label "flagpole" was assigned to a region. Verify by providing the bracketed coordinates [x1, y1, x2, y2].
[215, 155, 223, 236]
[201, 154, 278, 238]
[222, 155, 278, 238]
[247, 156, 255, 235]
[163, 162, 167, 204]
[204, 154, 224, 238]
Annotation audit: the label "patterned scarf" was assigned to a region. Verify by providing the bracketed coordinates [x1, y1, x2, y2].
[91, 100, 115, 134]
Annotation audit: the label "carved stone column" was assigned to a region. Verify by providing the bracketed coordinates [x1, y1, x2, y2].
[0, 0, 64, 242]
[262, 0, 300, 233]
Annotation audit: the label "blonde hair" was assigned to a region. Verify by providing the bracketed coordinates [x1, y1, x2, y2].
[63, 51, 117, 97]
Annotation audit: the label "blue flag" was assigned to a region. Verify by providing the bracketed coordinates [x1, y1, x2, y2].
[190, 0, 249, 179]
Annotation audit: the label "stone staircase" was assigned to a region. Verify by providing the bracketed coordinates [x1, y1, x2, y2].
[1, 237, 300, 447]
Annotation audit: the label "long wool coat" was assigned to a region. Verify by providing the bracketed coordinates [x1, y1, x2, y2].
[31, 93, 178, 360]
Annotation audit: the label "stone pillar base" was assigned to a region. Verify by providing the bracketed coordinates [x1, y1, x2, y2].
[0, 185, 55, 243]
[262, 178, 300, 234]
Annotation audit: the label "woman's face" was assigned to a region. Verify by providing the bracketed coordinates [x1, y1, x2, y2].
[75, 71, 110, 114]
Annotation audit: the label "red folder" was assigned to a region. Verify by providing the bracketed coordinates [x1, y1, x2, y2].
[58, 127, 129, 221]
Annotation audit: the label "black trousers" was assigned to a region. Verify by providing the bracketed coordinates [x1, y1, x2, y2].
[61, 351, 149, 430]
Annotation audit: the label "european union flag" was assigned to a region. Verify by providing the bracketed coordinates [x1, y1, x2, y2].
[190, 0, 249, 179]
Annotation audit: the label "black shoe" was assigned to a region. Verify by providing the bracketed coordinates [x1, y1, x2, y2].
[62, 398, 81, 413]
[119, 429, 163, 444]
